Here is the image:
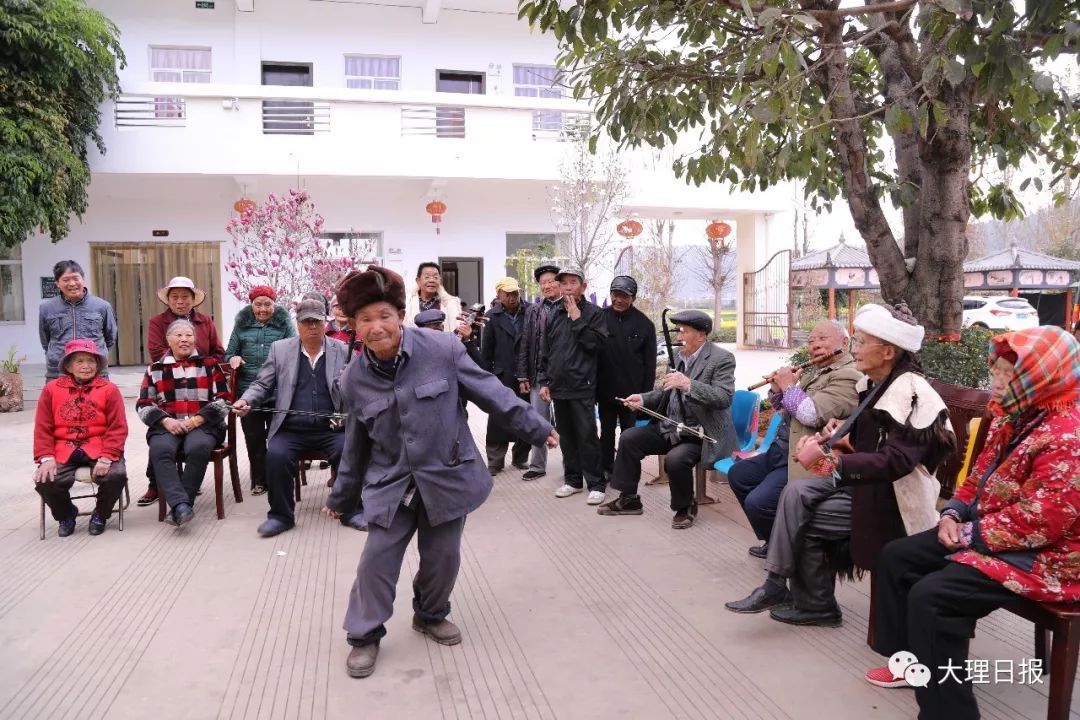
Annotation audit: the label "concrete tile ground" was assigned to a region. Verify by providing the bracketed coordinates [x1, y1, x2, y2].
[0, 355, 1076, 719]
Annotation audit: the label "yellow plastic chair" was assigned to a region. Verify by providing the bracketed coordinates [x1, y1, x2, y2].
[954, 417, 983, 490]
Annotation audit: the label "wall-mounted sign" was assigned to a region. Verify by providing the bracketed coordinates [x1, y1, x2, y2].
[152, 230, 169, 237]
[195, 1, 215, 8]
[41, 277, 59, 300]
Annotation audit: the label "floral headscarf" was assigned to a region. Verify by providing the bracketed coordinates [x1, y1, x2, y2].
[988, 326, 1080, 419]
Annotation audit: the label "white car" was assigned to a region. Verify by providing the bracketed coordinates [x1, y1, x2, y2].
[962, 296, 1040, 331]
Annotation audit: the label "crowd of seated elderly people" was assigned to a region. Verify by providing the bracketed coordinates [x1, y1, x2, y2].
[27, 259, 1080, 713]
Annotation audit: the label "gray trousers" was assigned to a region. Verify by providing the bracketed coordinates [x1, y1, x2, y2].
[765, 477, 852, 611]
[526, 385, 551, 472]
[344, 498, 466, 647]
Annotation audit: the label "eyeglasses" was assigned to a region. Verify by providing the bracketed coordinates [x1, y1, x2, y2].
[851, 337, 886, 348]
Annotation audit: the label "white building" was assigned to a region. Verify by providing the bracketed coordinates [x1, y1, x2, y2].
[3, 0, 794, 366]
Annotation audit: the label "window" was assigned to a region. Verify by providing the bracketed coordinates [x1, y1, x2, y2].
[322, 232, 383, 264]
[514, 64, 569, 134]
[345, 56, 400, 90]
[150, 46, 211, 118]
[0, 244, 25, 322]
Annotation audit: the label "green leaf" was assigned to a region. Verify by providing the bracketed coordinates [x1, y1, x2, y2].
[758, 7, 782, 29]
[944, 59, 967, 87]
[884, 104, 913, 134]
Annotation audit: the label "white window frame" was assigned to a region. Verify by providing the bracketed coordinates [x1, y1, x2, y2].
[513, 64, 565, 133]
[149, 46, 211, 119]
[344, 55, 401, 91]
[0, 244, 25, 323]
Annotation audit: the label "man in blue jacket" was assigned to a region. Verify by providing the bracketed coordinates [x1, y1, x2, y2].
[326, 266, 558, 679]
[39, 260, 117, 379]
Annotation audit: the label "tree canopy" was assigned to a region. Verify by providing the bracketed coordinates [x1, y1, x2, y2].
[519, 0, 1080, 336]
[0, 0, 124, 249]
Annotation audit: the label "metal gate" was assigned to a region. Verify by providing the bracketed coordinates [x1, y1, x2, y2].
[742, 250, 792, 349]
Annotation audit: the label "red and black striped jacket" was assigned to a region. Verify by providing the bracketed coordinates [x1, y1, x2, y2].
[136, 352, 231, 429]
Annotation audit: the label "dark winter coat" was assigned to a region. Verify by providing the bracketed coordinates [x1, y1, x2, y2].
[515, 298, 561, 384]
[224, 305, 296, 396]
[482, 301, 529, 443]
[537, 297, 608, 401]
[597, 305, 657, 403]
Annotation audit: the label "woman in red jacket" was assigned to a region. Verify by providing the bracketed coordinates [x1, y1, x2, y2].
[33, 339, 128, 537]
[867, 325, 1080, 719]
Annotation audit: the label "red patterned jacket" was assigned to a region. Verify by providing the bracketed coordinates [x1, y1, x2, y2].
[947, 407, 1080, 601]
[34, 376, 128, 464]
[136, 352, 231, 429]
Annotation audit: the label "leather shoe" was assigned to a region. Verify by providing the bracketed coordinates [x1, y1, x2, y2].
[412, 614, 462, 645]
[512, 461, 529, 470]
[724, 585, 793, 614]
[521, 470, 545, 481]
[88, 512, 106, 536]
[769, 604, 843, 627]
[748, 542, 768, 559]
[346, 642, 379, 678]
[339, 512, 368, 532]
[173, 503, 194, 527]
[257, 517, 294, 537]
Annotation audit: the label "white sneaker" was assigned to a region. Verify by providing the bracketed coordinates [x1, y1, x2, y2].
[587, 490, 606, 505]
[555, 484, 583, 498]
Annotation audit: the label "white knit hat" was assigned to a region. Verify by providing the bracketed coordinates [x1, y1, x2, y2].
[853, 303, 925, 353]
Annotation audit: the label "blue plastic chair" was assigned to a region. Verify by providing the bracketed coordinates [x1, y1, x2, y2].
[714, 411, 783, 476]
[730, 390, 760, 450]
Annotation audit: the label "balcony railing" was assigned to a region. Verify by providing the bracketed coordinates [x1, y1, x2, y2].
[401, 105, 466, 138]
[261, 100, 331, 134]
[115, 96, 187, 127]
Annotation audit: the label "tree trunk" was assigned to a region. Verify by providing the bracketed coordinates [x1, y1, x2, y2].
[713, 286, 723, 337]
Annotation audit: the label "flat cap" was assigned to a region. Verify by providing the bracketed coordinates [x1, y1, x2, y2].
[533, 263, 560, 281]
[495, 276, 521, 294]
[414, 308, 446, 328]
[610, 275, 638, 297]
[295, 298, 328, 323]
[555, 265, 586, 282]
[670, 309, 712, 334]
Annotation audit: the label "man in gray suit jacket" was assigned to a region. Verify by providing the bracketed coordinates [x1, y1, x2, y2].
[598, 310, 737, 529]
[325, 266, 558, 680]
[233, 298, 352, 537]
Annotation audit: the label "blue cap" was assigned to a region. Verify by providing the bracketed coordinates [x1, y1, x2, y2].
[414, 309, 446, 328]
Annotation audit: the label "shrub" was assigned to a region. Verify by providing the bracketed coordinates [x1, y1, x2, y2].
[917, 326, 992, 389]
[709, 327, 736, 343]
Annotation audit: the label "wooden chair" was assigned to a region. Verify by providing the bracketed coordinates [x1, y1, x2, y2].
[1008, 601, 1080, 720]
[156, 369, 243, 521]
[39, 466, 130, 540]
[294, 451, 337, 502]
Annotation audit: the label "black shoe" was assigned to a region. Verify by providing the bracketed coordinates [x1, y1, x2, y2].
[596, 495, 644, 516]
[748, 542, 768, 559]
[521, 470, 545, 481]
[340, 512, 368, 532]
[769, 604, 843, 627]
[671, 503, 698, 530]
[724, 585, 793, 614]
[512, 461, 529, 470]
[257, 517, 294, 537]
[58, 513, 77, 537]
[319, 460, 331, 469]
[487, 465, 504, 476]
[173, 503, 194, 527]
[88, 512, 106, 536]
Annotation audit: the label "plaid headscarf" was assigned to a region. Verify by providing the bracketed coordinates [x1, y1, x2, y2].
[988, 326, 1080, 419]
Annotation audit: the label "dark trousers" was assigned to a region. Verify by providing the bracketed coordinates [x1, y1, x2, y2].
[240, 412, 273, 489]
[265, 428, 345, 525]
[552, 398, 604, 491]
[610, 424, 702, 512]
[345, 497, 465, 646]
[485, 438, 530, 470]
[598, 397, 637, 476]
[36, 457, 127, 521]
[873, 529, 1019, 720]
[727, 443, 789, 541]
[148, 426, 223, 510]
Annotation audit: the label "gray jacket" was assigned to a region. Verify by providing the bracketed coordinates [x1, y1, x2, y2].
[38, 290, 117, 378]
[641, 342, 738, 468]
[326, 328, 552, 528]
[240, 336, 349, 441]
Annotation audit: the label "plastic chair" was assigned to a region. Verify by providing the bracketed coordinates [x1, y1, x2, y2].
[730, 390, 760, 449]
[952, 417, 984, 490]
[713, 412, 783, 476]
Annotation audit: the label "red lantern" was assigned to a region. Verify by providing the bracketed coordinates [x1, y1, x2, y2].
[426, 200, 447, 236]
[616, 219, 643, 239]
[706, 221, 732, 240]
[234, 198, 256, 214]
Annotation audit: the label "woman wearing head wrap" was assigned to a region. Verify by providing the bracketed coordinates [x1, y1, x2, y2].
[726, 302, 956, 627]
[867, 326, 1080, 717]
[224, 285, 295, 495]
[33, 339, 128, 537]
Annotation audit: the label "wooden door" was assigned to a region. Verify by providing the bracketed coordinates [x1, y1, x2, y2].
[90, 242, 223, 366]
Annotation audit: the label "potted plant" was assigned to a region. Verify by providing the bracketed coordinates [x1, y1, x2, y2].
[0, 345, 26, 412]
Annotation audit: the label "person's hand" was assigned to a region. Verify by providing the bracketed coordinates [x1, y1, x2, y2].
[662, 371, 691, 393]
[519, 380, 531, 394]
[774, 366, 802, 392]
[181, 418, 198, 433]
[938, 516, 962, 550]
[456, 318, 473, 340]
[831, 436, 854, 454]
[93, 459, 112, 478]
[546, 428, 560, 448]
[34, 459, 57, 484]
[539, 386, 551, 402]
[232, 399, 250, 417]
[162, 418, 187, 436]
[819, 417, 844, 441]
[322, 506, 342, 520]
[229, 356, 245, 370]
[622, 394, 644, 411]
[563, 294, 581, 320]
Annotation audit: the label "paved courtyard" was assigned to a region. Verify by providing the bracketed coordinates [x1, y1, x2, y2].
[0, 353, 1075, 719]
